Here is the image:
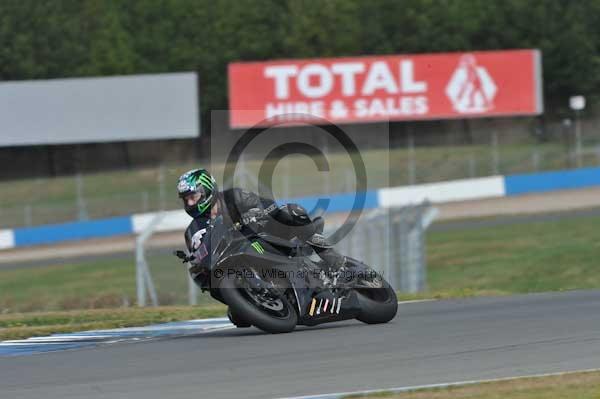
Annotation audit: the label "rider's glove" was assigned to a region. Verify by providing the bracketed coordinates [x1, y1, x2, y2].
[173, 250, 194, 263]
[241, 208, 269, 229]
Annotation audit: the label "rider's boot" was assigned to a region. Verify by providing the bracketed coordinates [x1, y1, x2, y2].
[315, 247, 347, 270]
[307, 233, 347, 270]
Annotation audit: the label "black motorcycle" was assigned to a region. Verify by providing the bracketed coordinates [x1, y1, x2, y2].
[175, 216, 398, 334]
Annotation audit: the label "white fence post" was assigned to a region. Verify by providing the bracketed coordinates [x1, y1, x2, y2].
[188, 270, 198, 306]
[135, 213, 164, 307]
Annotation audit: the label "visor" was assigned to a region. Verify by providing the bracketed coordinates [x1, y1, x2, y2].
[179, 185, 206, 200]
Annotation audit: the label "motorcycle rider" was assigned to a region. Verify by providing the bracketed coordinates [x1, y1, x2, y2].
[176, 168, 346, 327]
[176, 168, 345, 279]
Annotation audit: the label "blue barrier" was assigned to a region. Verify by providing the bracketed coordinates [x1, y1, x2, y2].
[5, 166, 600, 250]
[13, 216, 133, 247]
[10, 191, 378, 248]
[504, 166, 600, 196]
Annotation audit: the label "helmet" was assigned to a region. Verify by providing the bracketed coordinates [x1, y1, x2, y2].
[177, 169, 218, 218]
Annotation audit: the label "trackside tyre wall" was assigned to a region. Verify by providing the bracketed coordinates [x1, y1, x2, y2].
[219, 275, 298, 333]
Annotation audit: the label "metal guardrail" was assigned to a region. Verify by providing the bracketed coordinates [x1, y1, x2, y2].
[135, 213, 163, 307]
[330, 203, 438, 293]
[136, 211, 202, 307]
[136, 203, 438, 307]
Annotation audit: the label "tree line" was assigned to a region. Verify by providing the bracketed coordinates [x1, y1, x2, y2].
[1, 0, 599, 127]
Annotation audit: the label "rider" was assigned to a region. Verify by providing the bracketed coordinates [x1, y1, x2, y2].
[177, 168, 346, 328]
[176, 168, 343, 273]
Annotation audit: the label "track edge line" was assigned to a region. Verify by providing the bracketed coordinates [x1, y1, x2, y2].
[278, 368, 600, 399]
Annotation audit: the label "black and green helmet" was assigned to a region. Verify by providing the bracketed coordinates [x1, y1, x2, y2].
[177, 169, 217, 218]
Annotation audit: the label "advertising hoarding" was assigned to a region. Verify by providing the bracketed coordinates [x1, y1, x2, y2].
[228, 49, 542, 128]
[0, 72, 198, 147]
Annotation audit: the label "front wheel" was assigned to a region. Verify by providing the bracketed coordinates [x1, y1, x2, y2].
[219, 273, 297, 334]
[354, 269, 398, 324]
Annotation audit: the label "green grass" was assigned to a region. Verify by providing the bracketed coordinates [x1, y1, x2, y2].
[2, 212, 600, 315]
[0, 252, 220, 313]
[0, 252, 228, 340]
[345, 370, 600, 399]
[0, 306, 226, 341]
[0, 141, 584, 228]
[426, 214, 600, 296]
[1, 212, 600, 340]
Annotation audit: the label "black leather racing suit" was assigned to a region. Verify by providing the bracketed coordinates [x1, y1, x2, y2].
[184, 188, 314, 251]
[183, 188, 343, 287]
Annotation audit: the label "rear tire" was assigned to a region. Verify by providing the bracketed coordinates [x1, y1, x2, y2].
[220, 275, 297, 334]
[355, 270, 398, 324]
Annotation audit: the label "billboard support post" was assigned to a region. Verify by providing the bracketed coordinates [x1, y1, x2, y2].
[575, 110, 583, 168]
[141, 191, 149, 212]
[570, 96, 586, 168]
[24, 205, 33, 227]
[158, 165, 166, 210]
[408, 131, 416, 185]
[491, 130, 500, 175]
[532, 148, 541, 171]
[76, 173, 88, 221]
[468, 155, 476, 178]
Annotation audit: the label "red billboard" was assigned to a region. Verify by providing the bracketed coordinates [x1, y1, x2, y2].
[228, 49, 542, 128]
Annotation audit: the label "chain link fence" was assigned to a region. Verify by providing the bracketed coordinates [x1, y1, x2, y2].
[3, 116, 600, 229]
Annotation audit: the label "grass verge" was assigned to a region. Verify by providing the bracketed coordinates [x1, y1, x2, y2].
[0, 305, 226, 341]
[426, 212, 600, 296]
[1, 211, 600, 339]
[0, 251, 222, 313]
[344, 370, 600, 398]
[3, 212, 600, 313]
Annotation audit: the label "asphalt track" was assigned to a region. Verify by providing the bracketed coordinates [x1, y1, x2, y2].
[2, 290, 600, 399]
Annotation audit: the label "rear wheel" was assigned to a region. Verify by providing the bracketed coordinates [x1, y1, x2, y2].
[220, 272, 297, 333]
[354, 269, 398, 324]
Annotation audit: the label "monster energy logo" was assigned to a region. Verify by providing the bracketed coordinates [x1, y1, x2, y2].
[198, 174, 214, 189]
[251, 242, 265, 254]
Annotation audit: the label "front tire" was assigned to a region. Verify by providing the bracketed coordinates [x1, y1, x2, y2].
[227, 308, 251, 328]
[220, 274, 297, 334]
[355, 270, 398, 324]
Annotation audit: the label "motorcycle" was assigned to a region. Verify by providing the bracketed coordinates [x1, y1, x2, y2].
[174, 216, 398, 334]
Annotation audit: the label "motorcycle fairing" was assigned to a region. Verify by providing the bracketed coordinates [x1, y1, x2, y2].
[211, 236, 364, 325]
